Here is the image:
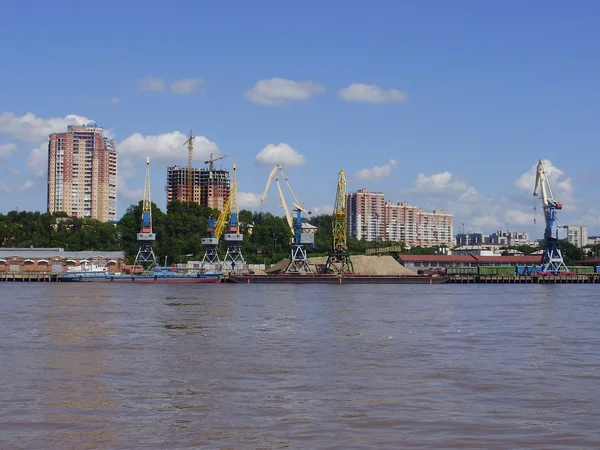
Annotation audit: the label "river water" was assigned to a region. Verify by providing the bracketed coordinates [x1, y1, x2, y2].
[1, 283, 599, 449]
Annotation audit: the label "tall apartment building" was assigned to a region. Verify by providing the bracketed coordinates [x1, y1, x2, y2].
[166, 166, 230, 211]
[347, 190, 453, 247]
[346, 189, 386, 240]
[385, 201, 453, 247]
[47, 123, 117, 222]
[566, 225, 588, 248]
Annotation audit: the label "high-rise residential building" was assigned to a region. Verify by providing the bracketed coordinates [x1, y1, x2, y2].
[166, 165, 230, 211]
[566, 225, 588, 248]
[385, 201, 453, 247]
[346, 189, 386, 241]
[346, 190, 454, 247]
[47, 123, 117, 222]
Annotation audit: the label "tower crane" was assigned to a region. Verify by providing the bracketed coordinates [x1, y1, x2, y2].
[261, 164, 315, 274]
[200, 216, 221, 271]
[533, 159, 568, 274]
[134, 158, 158, 271]
[205, 153, 228, 171]
[326, 170, 353, 274]
[183, 130, 195, 203]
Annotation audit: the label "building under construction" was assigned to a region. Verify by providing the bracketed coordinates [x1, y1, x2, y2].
[166, 166, 230, 210]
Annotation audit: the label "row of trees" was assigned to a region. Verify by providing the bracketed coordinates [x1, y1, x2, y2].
[1, 202, 428, 264]
[3, 203, 593, 265]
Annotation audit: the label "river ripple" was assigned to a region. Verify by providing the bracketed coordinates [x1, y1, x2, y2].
[1, 283, 599, 449]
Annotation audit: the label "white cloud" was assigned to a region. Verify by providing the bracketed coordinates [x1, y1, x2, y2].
[108, 97, 121, 104]
[7, 167, 21, 175]
[27, 142, 47, 178]
[171, 78, 205, 95]
[0, 142, 17, 159]
[0, 112, 92, 142]
[352, 159, 397, 182]
[20, 180, 35, 191]
[117, 158, 143, 202]
[504, 209, 535, 226]
[237, 192, 262, 210]
[413, 171, 467, 194]
[312, 205, 334, 215]
[245, 78, 325, 105]
[515, 159, 574, 203]
[0, 180, 9, 193]
[470, 214, 503, 229]
[338, 83, 409, 103]
[255, 143, 307, 167]
[138, 76, 167, 92]
[118, 131, 220, 162]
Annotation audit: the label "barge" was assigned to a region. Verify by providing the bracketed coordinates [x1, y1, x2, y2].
[227, 274, 449, 284]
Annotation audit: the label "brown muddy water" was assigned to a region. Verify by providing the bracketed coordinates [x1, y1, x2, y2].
[1, 283, 599, 449]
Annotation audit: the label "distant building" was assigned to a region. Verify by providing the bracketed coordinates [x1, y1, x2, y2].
[166, 166, 230, 210]
[455, 233, 489, 246]
[47, 123, 117, 222]
[346, 190, 453, 247]
[489, 230, 531, 247]
[588, 236, 600, 246]
[566, 225, 588, 248]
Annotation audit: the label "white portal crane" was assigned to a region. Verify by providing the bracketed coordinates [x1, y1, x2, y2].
[261, 164, 315, 274]
[533, 159, 568, 274]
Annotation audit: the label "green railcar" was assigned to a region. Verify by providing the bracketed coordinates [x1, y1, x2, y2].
[478, 265, 516, 275]
[446, 266, 478, 275]
[569, 266, 594, 274]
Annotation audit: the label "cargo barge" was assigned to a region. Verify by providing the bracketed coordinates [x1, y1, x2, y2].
[226, 274, 449, 284]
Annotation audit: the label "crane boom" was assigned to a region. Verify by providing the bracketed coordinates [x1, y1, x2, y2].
[205, 153, 228, 171]
[275, 176, 294, 234]
[332, 170, 347, 252]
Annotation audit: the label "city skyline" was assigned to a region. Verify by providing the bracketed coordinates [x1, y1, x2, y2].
[1, 1, 599, 239]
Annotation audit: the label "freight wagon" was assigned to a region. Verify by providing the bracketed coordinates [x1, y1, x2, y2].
[447, 265, 600, 276]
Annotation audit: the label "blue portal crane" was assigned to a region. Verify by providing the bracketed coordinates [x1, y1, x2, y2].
[261, 164, 315, 274]
[533, 159, 568, 274]
[134, 158, 158, 271]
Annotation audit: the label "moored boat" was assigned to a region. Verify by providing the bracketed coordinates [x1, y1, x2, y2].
[59, 265, 222, 283]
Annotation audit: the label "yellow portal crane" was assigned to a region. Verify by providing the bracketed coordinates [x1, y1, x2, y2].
[211, 164, 246, 274]
[326, 170, 353, 273]
[183, 130, 194, 203]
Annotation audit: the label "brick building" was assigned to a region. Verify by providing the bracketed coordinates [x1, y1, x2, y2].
[0, 248, 125, 273]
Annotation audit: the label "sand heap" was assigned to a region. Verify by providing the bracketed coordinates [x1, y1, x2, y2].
[264, 255, 416, 276]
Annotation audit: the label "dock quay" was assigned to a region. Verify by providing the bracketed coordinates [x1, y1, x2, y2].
[447, 274, 600, 284]
[0, 272, 58, 282]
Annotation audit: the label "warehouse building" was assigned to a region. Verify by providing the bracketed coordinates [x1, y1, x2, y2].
[0, 248, 125, 273]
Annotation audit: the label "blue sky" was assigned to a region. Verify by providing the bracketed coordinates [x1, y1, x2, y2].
[1, 0, 600, 238]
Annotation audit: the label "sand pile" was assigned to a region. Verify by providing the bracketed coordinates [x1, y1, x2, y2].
[266, 255, 416, 275]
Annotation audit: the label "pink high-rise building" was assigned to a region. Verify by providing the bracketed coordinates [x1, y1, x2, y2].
[346, 189, 386, 240]
[347, 191, 454, 248]
[47, 123, 117, 222]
